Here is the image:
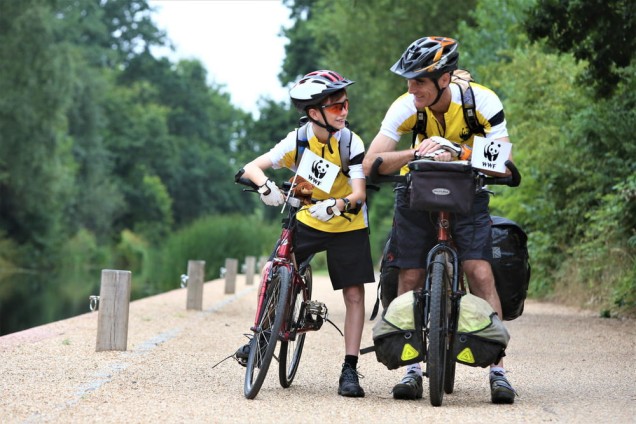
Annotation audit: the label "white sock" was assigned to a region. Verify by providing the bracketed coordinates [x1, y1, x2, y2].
[406, 363, 422, 377]
[490, 366, 505, 375]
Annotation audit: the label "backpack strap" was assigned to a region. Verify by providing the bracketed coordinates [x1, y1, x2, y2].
[411, 70, 486, 144]
[338, 127, 352, 177]
[294, 121, 310, 169]
[451, 71, 485, 137]
[294, 117, 351, 176]
[458, 84, 485, 136]
[411, 111, 427, 148]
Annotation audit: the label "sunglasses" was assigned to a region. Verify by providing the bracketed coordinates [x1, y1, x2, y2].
[321, 99, 349, 114]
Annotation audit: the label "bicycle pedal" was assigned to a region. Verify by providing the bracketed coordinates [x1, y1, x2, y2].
[302, 301, 328, 331]
[306, 300, 328, 318]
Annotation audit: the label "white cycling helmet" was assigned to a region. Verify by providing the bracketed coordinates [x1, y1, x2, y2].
[289, 70, 355, 112]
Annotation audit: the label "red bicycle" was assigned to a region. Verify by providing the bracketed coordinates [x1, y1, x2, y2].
[234, 169, 338, 399]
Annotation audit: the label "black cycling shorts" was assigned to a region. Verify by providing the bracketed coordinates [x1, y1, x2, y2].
[386, 186, 492, 270]
[295, 222, 376, 290]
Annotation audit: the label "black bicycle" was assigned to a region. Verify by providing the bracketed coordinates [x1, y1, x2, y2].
[369, 157, 520, 406]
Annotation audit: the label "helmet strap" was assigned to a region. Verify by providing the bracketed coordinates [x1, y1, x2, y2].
[307, 108, 339, 137]
[429, 78, 445, 107]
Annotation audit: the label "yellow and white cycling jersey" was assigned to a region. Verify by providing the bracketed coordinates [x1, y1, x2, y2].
[380, 82, 509, 172]
[267, 125, 368, 233]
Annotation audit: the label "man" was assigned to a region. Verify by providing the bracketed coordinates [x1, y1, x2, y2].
[363, 36, 517, 404]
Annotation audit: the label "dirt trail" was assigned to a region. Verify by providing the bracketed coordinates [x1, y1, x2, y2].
[1, 275, 634, 423]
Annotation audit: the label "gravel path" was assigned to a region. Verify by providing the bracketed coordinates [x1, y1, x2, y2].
[1, 274, 634, 423]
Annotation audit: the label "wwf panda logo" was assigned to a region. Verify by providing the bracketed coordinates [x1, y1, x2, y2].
[484, 141, 501, 162]
[311, 159, 329, 179]
[460, 127, 471, 141]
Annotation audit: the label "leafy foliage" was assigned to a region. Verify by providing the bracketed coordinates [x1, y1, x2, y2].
[279, 0, 321, 86]
[524, 0, 636, 97]
[143, 215, 278, 294]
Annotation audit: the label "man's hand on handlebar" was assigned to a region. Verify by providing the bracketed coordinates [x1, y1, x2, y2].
[414, 136, 467, 162]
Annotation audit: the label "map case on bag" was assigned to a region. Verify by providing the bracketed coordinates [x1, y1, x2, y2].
[452, 293, 510, 367]
[360, 290, 425, 370]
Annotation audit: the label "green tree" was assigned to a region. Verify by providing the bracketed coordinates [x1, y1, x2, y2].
[524, 0, 636, 97]
[280, 0, 322, 86]
[119, 55, 255, 224]
[0, 0, 76, 260]
[58, 0, 167, 242]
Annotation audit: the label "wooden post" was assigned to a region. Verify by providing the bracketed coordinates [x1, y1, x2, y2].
[96, 270, 132, 352]
[186, 260, 205, 311]
[224, 258, 238, 294]
[245, 256, 256, 286]
[257, 256, 268, 274]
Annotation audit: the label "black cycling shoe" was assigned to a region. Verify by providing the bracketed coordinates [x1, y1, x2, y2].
[490, 371, 517, 404]
[392, 371, 423, 400]
[338, 363, 365, 398]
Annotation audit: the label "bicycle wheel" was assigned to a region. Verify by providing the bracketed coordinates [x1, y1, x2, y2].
[444, 296, 460, 394]
[443, 252, 459, 395]
[427, 252, 450, 406]
[279, 265, 312, 388]
[244, 266, 291, 399]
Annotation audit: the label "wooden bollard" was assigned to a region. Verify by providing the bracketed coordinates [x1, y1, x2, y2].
[186, 260, 205, 310]
[245, 256, 256, 286]
[224, 258, 238, 294]
[257, 256, 268, 274]
[96, 270, 131, 352]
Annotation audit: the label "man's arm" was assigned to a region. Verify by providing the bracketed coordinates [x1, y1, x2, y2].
[362, 133, 416, 176]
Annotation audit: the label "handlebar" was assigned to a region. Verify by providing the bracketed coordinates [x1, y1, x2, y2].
[234, 168, 310, 198]
[234, 168, 260, 191]
[234, 168, 363, 218]
[368, 157, 521, 188]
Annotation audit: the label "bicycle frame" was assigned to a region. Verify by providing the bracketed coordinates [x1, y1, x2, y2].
[252, 201, 313, 342]
[422, 212, 465, 314]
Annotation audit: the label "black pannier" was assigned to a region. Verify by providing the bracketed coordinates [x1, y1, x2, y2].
[491, 216, 531, 320]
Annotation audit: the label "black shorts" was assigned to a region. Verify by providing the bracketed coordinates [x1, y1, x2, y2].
[295, 222, 376, 290]
[386, 186, 492, 269]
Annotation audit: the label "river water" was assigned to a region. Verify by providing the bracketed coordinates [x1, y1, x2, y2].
[1, 269, 103, 336]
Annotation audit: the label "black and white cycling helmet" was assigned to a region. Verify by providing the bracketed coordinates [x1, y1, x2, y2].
[289, 70, 355, 112]
[390, 36, 459, 80]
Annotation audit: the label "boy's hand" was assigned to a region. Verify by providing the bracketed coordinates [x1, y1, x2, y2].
[309, 198, 341, 221]
[258, 179, 285, 206]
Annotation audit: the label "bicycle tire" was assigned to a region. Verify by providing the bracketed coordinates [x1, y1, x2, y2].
[443, 252, 459, 395]
[444, 298, 459, 394]
[428, 252, 450, 406]
[244, 266, 291, 399]
[279, 265, 312, 388]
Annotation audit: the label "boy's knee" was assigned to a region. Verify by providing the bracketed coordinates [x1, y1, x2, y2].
[343, 285, 365, 304]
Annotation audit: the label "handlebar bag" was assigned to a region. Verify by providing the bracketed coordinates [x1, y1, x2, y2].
[408, 160, 475, 215]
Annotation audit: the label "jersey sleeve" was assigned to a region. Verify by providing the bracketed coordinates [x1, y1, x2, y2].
[379, 93, 416, 143]
[347, 132, 366, 180]
[267, 130, 297, 170]
[473, 83, 508, 140]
